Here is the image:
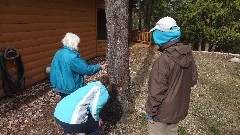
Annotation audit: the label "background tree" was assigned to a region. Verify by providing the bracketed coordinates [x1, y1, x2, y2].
[104, 0, 130, 107]
[131, 0, 239, 53]
[138, 0, 142, 30]
[132, 0, 175, 31]
[142, 0, 154, 31]
[173, 0, 240, 53]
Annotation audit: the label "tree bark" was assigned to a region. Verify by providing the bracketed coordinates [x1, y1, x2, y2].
[104, 0, 130, 103]
[198, 33, 202, 51]
[138, 0, 142, 31]
[210, 44, 216, 52]
[143, 0, 153, 31]
[129, 1, 133, 42]
[205, 36, 210, 51]
[205, 41, 209, 51]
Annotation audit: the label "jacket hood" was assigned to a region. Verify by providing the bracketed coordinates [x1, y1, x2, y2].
[164, 43, 192, 68]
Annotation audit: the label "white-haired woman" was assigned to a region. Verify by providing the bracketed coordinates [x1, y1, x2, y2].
[50, 32, 107, 99]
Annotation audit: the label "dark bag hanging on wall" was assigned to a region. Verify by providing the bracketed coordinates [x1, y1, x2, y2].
[0, 46, 25, 96]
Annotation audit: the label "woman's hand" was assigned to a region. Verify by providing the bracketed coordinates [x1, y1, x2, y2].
[100, 63, 108, 70]
[146, 114, 154, 124]
[99, 118, 103, 126]
[148, 119, 154, 124]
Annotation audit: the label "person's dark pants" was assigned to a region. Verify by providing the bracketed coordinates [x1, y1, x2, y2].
[55, 115, 100, 135]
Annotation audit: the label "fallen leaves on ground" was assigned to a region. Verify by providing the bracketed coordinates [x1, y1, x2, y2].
[0, 47, 239, 135]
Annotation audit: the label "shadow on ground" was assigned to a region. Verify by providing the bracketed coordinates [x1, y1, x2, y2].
[0, 80, 51, 118]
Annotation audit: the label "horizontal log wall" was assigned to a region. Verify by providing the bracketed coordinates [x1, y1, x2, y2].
[0, 0, 97, 97]
[97, 40, 107, 56]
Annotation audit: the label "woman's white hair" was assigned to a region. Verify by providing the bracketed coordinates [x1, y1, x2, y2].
[61, 32, 80, 51]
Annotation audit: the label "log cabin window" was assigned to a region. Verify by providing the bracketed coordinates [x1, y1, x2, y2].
[97, 8, 107, 40]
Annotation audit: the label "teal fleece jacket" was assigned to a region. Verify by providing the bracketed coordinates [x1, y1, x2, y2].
[50, 46, 101, 94]
[54, 81, 110, 124]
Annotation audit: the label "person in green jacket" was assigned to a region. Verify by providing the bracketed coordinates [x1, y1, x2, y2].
[50, 32, 108, 99]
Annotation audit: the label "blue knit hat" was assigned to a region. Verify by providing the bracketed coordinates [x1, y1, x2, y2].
[150, 17, 181, 46]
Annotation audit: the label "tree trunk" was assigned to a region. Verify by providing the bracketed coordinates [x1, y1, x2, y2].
[205, 36, 210, 51]
[138, 0, 142, 31]
[219, 43, 223, 53]
[143, 0, 153, 31]
[129, 1, 133, 42]
[105, 0, 130, 104]
[198, 33, 202, 51]
[205, 41, 209, 51]
[210, 44, 216, 52]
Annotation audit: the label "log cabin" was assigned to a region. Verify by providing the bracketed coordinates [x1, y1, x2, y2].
[0, 0, 152, 97]
[0, 0, 108, 97]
